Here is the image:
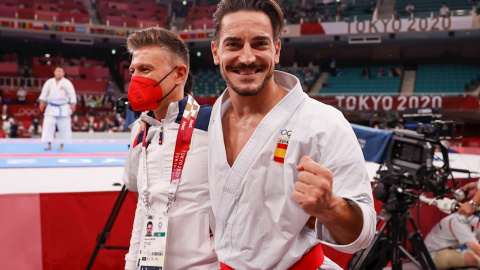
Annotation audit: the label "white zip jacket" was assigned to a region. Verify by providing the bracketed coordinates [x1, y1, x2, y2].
[123, 96, 218, 270]
[208, 71, 376, 269]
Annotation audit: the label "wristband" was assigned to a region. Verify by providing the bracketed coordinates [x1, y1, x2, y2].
[469, 200, 478, 209]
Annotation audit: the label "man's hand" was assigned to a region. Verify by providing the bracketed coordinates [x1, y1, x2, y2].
[70, 103, 76, 113]
[39, 100, 46, 112]
[292, 156, 343, 217]
[462, 181, 478, 201]
[458, 202, 476, 216]
[292, 156, 364, 245]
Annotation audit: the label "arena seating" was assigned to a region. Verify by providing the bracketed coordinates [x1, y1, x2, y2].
[315, 1, 373, 22]
[0, 0, 90, 23]
[395, 0, 475, 18]
[323, 66, 402, 95]
[96, 0, 167, 28]
[415, 64, 480, 94]
[184, 5, 216, 30]
[192, 68, 226, 97]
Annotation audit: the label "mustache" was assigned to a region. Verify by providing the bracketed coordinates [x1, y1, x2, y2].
[228, 63, 262, 70]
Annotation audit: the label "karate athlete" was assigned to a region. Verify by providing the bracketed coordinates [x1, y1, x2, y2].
[208, 0, 376, 269]
[122, 27, 217, 270]
[38, 66, 76, 150]
[424, 213, 480, 269]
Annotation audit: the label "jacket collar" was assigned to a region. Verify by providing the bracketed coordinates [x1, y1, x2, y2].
[140, 95, 190, 127]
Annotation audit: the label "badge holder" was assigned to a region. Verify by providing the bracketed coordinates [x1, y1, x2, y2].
[86, 184, 130, 270]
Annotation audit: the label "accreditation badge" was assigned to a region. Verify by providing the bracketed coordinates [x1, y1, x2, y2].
[137, 214, 169, 270]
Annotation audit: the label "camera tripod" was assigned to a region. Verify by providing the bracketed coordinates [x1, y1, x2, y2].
[348, 206, 435, 270]
[86, 185, 130, 270]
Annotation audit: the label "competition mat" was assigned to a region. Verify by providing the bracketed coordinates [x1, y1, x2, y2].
[0, 138, 129, 168]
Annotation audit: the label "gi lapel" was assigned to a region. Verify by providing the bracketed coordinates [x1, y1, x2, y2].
[216, 79, 306, 225]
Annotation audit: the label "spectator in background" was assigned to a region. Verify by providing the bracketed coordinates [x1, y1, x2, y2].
[71, 114, 82, 132]
[376, 67, 385, 77]
[324, 8, 332, 20]
[1, 104, 9, 121]
[29, 118, 42, 138]
[329, 57, 338, 76]
[100, 115, 116, 133]
[362, 66, 371, 79]
[405, 3, 415, 15]
[113, 113, 124, 132]
[17, 85, 27, 104]
[389, 67, 399, 77]
[439, 4, 450, 17]
[0, 89, 3, 104]
[106, 81, 116, 108]
[85, 114, 97, 133]
[7, 117, 18, 138]
[365, 1, 375, 14]
[336, 4, 344, 20]
[304, 70, 315, 91]
[395, 67, 403, 77]
[393, 9, 400, 20]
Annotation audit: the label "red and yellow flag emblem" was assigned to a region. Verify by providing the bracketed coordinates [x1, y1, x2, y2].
[274, 142, 288, 163]
[274, 129, 292, 163]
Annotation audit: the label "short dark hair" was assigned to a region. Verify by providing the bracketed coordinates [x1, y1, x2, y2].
[185, 71, 194, 95]
[126, 27, 189, 69]
[147, 221, 153, 227]
[213, 0, 284, 44]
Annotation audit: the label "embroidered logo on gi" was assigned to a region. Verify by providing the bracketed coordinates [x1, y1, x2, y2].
[274, 129, 291, 163]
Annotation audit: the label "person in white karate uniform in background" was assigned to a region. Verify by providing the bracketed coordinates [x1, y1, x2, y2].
[38, 66, 76, 150]
[208, 0, 376, 269]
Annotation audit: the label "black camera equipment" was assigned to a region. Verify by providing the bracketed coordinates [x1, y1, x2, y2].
[86, 97, 134, 269]
[114, 95, 130, 119]
[115, 95, 142, 122]
[86, 185, 130, 270]
[348, 120, 457, 270]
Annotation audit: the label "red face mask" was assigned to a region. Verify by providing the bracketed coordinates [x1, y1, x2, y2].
[127, 66, 177, 111]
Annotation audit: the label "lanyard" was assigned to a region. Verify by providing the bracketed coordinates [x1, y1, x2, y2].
[141, 96, 200, 216]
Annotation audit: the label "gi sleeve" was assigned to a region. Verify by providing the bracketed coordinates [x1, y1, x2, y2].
[314, 112, 376, 253]
[316, 158, 377, 254]
[39, 79, 50, 102]
[65, 79, 77, 104]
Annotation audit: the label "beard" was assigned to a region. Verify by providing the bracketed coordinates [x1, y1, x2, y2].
[220, 63, 274, 97]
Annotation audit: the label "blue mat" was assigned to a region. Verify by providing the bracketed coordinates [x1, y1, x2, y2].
[0, 139, 129, 168]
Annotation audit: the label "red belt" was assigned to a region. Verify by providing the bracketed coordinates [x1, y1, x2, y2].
[220, 244, 324, 270]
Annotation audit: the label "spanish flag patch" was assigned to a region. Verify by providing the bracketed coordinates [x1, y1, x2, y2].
[273, 141, 288, 163]
[274, 129, 291, 163]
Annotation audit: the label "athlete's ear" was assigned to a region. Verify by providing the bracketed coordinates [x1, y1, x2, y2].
[212, 41, 220, 65]
[274, 39, 281, 65]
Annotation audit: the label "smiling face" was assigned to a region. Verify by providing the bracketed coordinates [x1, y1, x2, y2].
[212, 10, 281, 97]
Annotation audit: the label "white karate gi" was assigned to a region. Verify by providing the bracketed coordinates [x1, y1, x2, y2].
[208, 71, 376, 269]
[38, 77, 76, 143]
[123, 97, 218, 270]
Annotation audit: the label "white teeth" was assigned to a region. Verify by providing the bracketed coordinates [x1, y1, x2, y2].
[238, 70, 256, 75]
